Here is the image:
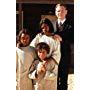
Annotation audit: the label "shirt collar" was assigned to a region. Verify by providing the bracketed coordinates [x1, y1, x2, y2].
[58, 18, 66, 24]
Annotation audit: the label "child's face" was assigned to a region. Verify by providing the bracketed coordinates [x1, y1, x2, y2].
[38, 49, 47, 60]
[20, 33, 30, 47]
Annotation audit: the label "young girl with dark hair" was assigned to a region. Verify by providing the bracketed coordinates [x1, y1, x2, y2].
[16, 29, 37, 90]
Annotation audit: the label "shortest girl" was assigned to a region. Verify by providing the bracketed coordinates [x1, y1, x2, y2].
[28, 42, 58, 90]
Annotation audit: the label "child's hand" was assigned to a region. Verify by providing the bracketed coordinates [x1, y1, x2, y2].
[37, 63, 46, 73]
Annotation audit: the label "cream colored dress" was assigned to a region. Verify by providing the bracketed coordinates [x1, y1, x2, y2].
[16, 46, 37, 90]
[30, 33, 61, 64]
[29, 59, 58, 90]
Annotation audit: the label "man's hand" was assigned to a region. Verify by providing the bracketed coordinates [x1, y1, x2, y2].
[53, 34, 62, 42]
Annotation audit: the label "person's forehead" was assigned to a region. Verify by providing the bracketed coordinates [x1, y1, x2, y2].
[56, 6, 66, 10]
[21, 33, 29, 38]
[41, 23, 48, 27]
[39, 49, 47, 52]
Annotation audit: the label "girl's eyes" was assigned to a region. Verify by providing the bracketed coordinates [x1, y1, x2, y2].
[21, 36, 29, 40]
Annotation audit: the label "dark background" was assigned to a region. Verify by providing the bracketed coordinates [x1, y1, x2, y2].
[16, 4, 74, 40]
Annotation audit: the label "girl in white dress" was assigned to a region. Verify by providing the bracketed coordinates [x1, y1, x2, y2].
[30, 18, 61, 65]
[30, 18, 61, 90]
[16, 29, 37, 90]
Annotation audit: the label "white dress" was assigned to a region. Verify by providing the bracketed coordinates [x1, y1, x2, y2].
[30, 33, 61, 64]
[16, 46, 37, 90]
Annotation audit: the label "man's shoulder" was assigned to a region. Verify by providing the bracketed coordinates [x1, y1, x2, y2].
[65, 19, 73, 25]
[64, 19, 74, 29]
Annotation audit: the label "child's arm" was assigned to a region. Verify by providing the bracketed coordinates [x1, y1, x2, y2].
[37, 62, 46, 74]
[28, 60, 39, 79]
[44, 60, 58, 80]
[28, 70, 38, 79]
[28, 61, 46, 79]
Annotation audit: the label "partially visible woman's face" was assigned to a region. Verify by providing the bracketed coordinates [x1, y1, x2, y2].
[20, 33, 30, 47]
[41, 24, 49, 34]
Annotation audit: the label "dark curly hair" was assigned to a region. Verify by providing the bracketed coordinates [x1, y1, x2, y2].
[39, 18, 54, 33]
[16, 29, 30, 47]
[35, 42, 50, 54]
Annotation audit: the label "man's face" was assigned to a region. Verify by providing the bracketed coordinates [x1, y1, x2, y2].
[55, 6, 67, 20]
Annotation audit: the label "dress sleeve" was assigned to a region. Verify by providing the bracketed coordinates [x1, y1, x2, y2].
[28, 70, 37, 79]
[28, 60, 39, 79]
[51, 40, 61, 65]
[30, 33, 41, 47]
[16, 51, 18, 73]
[16, 50, 19, 86]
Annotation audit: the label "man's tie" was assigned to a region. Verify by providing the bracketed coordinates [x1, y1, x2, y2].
[58, 22, 63, 32]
